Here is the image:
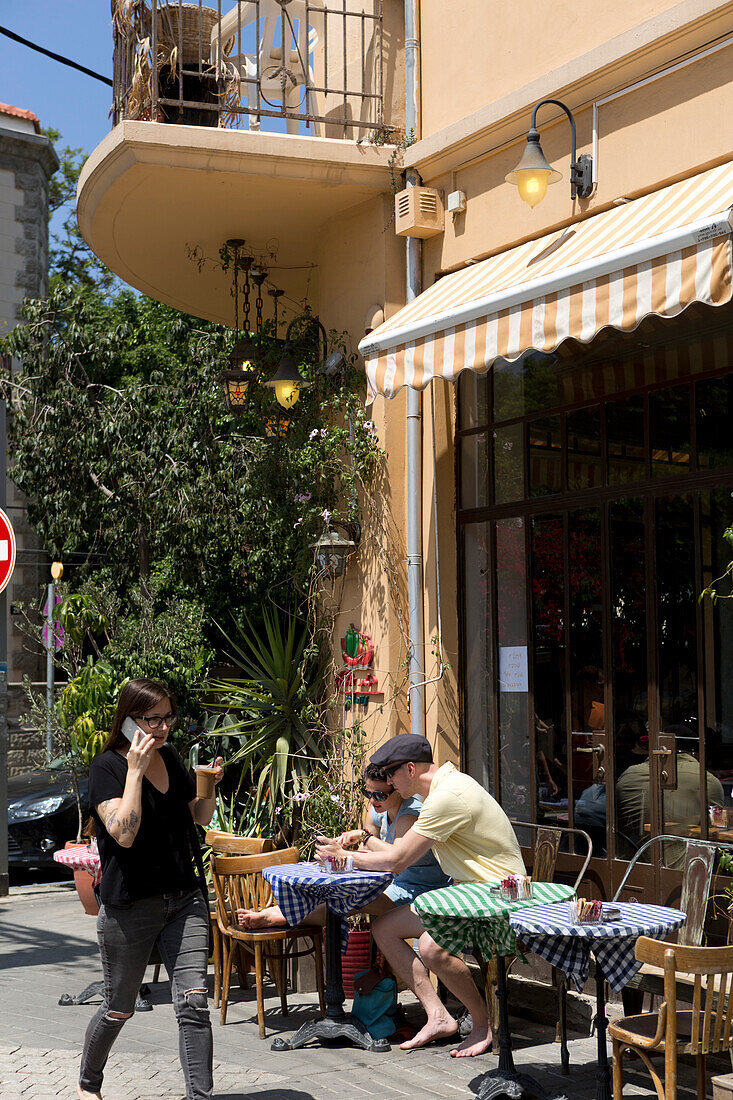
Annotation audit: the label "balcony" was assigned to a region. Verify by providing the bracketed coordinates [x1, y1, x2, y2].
[78, 1, 402, 323]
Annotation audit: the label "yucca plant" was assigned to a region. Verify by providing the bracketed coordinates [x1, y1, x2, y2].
[204, 607, 328, 844]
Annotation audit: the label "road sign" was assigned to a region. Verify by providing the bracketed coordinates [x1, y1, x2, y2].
[0, 508, 16, 595]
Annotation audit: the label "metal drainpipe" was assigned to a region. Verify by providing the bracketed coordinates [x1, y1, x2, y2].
[404, 0, 425, 736]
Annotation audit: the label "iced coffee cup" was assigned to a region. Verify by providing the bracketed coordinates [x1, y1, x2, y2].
[195, 765, 217, 799]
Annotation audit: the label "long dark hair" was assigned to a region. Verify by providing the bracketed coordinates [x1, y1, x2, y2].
[101, 678, 177, 754]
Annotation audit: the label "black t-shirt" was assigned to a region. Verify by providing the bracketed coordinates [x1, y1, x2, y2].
[89, 744, 198, 907]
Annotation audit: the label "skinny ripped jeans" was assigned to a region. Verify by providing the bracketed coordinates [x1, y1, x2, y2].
[79, 888, 212, 1100]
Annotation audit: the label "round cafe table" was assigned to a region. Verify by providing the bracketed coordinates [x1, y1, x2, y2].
[510, 901, 686, 1100]
[415, 881, 576, 1100]
[262, 861, 392, 1052]
[52, 844, 154, 1011]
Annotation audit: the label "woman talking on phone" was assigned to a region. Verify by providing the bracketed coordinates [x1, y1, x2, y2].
[77, 678, 223, 1100]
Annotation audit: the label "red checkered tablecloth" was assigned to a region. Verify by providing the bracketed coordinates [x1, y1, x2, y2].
[53, 844, 102, 886]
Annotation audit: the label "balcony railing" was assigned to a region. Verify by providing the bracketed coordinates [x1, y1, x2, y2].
[112, 0, 388, 139]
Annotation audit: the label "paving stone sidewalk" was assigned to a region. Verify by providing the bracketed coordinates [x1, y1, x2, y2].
[0, 881, 726, 1099]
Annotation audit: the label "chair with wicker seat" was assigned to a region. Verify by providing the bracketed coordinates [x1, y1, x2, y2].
[210, 848, 325, 1038]
[203, 832, 275, 1006]
[609, 937, 733, 1100]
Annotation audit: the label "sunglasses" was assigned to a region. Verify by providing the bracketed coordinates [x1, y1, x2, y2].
[383, 762, 407, 779]
[363, 788, 390, 802]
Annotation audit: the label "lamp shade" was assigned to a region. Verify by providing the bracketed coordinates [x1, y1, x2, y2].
[310, 528, 356, 578]
[265, 344, 308, 408]
[228, 333, 259, 372]
[506, 129, 561, 208]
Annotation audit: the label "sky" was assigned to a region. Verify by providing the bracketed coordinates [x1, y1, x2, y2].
[0, 2, 113, 157]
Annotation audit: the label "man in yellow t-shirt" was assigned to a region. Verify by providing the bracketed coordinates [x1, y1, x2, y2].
[316, 734, 524, 1059]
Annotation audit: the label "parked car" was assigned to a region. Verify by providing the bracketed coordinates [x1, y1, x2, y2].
[7, 768, 89, 870]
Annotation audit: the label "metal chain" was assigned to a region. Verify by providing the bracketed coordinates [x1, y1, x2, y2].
[233, 244, 240, 333]
[242, 256, 253, 333]
[252, 269, 266, 333]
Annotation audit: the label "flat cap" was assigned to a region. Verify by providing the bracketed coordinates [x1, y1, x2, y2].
[370, 734, 433, 768]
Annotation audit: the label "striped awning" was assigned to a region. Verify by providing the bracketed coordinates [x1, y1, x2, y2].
[360, 162, 733, 401]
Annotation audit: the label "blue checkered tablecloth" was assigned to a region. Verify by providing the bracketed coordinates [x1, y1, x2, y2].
[262, 862, 392, 953]
[510, 901, 686, 992]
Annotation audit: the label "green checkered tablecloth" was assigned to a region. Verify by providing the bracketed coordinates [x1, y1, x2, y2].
[414, 881, 576, 959]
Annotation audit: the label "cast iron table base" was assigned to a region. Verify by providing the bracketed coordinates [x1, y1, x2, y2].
[271, 908, 390, 1052]
[475, 957, 568, 1100]
[59, 981, 153, 1011]
[271, 1013, 390, 1052]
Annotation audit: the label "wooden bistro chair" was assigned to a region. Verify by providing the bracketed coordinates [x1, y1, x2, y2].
[210, 848, 325, 1038]
[613, 836, 718, 1017]
[609, 938, 733, 1100]
[203, 832, 275, 1006]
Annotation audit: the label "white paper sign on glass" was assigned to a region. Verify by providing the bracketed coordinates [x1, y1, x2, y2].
[499, 645, 528, 692]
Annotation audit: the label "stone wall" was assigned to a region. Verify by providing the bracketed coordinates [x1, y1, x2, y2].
[0, 125, 58, 776]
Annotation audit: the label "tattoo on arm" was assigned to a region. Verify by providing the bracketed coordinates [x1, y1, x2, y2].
[97, 800, 139, 840]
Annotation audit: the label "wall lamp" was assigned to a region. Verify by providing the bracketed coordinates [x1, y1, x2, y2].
[506, 99, 593, 208]
[267, 313, 347, 407]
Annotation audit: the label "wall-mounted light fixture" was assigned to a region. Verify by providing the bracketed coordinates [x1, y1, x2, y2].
[310, 521, 361, 578]
[506, 99, 593, 208]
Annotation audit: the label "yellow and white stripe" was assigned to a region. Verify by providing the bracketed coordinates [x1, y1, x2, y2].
[360, 163, 733, 401]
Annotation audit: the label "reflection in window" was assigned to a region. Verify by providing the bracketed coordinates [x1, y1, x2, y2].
[494, 350, 560, 424]
[463, 523, 494, 791]
[528, 415, 562, 497]
[496, 517, 531, 821]
[610, 498, 649, 862]
[568, 510, 605, 855]
[697, 377, 733, 470]
[607, 396, 645, 484]
[494, 423, 524, 504]
[567, 407, 602, 490]
[531, 515, 567, 827]
[460, 433, 489, 509]
[458, 371, 490, 431]
[701, 490, 733, 834]
[649, 386, 691, 478]
[656, 495, 704, 867]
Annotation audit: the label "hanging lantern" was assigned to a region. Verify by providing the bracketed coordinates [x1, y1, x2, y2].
[310, 527, 356, 578]
[219, 331, 260, 414]
[263, 407, 291, 439]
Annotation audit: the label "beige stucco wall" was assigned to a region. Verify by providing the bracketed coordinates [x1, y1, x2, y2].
[417, 42, 733, 283]
[419, 0, 675, 137]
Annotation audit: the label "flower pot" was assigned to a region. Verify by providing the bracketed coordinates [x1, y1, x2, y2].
[339, 928, 372, 999]
[64, 840, 99, 916]
[158, 63, 220, 126]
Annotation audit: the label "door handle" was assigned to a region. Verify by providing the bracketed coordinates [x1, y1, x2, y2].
[653, 748, 671, 783]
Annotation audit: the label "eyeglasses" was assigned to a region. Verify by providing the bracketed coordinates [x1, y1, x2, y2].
[363, 789, 390, 803]
[136, 713, 177, 731]
[383, 762, 407, 779]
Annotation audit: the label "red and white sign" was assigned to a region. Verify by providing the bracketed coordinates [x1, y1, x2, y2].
[0, 507, 17, 595]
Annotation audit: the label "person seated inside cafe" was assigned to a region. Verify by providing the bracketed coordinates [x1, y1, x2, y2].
[615, 723, 723, 868]
[235, 762, 450, 929]
[316, 734, 525, 1059]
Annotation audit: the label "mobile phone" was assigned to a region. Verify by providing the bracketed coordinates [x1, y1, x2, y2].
[122, 716, 143, 742]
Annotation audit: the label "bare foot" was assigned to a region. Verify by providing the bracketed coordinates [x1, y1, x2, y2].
[450, 1023, 493, 1057]
[77, 1085, 102, 1100]
[400, 1012, 458, 1050]
[236, 907, 286, 930]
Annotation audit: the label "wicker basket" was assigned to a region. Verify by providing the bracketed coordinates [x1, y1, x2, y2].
[144, 4, 220, 64]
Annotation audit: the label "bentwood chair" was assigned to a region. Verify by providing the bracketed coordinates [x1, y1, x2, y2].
[609, 938, 733, 1100]
[210, 848, 325, 1038]
[203, 832, 275, 1005]
[613, 836, 721, 1017]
